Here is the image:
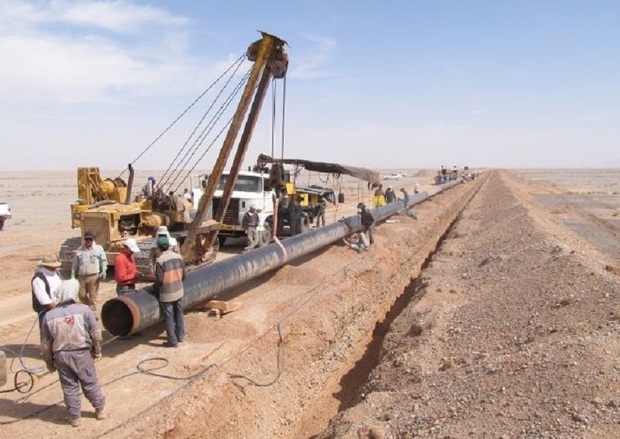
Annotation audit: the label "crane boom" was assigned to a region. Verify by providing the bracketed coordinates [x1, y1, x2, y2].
[181, 32, 288, 262]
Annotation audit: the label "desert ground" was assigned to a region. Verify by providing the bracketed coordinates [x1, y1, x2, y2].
[1, 168, 619, 438]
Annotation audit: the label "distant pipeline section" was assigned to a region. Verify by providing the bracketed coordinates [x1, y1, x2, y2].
[102, 179, 465, 336]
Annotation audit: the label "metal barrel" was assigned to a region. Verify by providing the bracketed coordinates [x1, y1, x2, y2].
[102, 180, 461, 336]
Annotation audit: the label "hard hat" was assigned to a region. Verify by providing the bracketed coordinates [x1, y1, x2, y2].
[157, 236, 169, 248]
[123, 238, 141, 253]
[357, 202, 366, 209]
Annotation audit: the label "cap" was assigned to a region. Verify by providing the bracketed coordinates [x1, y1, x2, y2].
[84, 231, 95, 239]
[39, 255, 62, 269]
[157, 236, 169, 248]
[123, 238, 141, 253]
[357, 202, 366, 209]
[148, 176, 155, 181]
[249, 205, 256, 210]
[53, 279, 79, 304]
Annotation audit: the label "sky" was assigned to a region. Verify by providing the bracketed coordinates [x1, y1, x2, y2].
[1, 0, 619, 171]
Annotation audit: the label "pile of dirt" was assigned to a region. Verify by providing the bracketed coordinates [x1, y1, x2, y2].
[316, 171, 620, 438]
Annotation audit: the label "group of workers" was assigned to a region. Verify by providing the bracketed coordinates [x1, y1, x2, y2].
[31, 228, 186, 427]
[29, 176, 418, 426]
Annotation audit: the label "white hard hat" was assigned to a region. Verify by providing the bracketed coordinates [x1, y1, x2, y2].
[123, 238, 141, 253]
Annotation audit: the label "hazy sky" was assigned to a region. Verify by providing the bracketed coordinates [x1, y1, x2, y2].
[1, 0, 619, 171]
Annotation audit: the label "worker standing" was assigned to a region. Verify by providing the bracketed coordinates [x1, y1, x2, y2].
[114, 238, 140, 295]
[142, 176, 156, 198]
[358, 202, 375, 249]
[385, 187, 396, 203]
[373, 184, 386, 208]
[31, 255, 62, 328]
[72, 231, 107, 316]
[289, 197, 304, 236]
[315, 196, 327, 228]
[153, 236, 186, 348]
[40, 279, 106, 427]
[242, 205, 260, 251]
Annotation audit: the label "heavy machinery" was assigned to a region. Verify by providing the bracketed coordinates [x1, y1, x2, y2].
[60, 32, 289, 278]
[255, 153, 380, 235]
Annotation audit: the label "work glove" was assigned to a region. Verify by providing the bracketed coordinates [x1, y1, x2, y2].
[45, 359, 56, 373]
[99, 268, 107, 280]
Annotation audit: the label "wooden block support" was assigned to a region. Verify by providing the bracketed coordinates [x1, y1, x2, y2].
[205, 300, 242, 315]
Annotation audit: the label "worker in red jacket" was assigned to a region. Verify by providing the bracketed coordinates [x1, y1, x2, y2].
[114, 238, 140, 295]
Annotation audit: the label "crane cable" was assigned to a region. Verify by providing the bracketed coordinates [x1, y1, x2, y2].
[119, 52, 247, 179]
[158, 60, 248, 188]
[159, 68, 252, 191]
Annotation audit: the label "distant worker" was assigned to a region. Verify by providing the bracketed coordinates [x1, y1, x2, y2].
[32, 255, 62, 328]
[183, 188, 192, 203]
[153, 236, 186, 348]
[373, 184, 386, 208]
[385, 187, 396, 204]
[289, 197, 305, 236]
[40, 278, 106, 427]
[414, 181, 421, 194]
[357, 202, 375, 250]
[315, 196, 327, 228]
[114, 238, 140, 295]
[242, 205, 260, 251]
[72, 231, 107, 316]
[142, 176, 156, 198]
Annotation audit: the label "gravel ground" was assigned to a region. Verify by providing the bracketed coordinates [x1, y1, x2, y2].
[317, 170, 620, 439]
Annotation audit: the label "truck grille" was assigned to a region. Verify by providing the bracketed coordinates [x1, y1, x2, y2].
[212, 198, 240, 225]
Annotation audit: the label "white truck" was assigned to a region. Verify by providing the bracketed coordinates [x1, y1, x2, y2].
[0, 202, 11, 230]
[191, 170, 275, 247]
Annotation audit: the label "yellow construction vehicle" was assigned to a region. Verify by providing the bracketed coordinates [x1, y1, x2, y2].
[60, 32, 289, 278]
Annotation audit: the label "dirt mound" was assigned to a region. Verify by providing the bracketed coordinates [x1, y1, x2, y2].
[316, 170, 620, 438]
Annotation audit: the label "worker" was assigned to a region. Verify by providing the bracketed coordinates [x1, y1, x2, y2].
[373, 184, 386, 208]
[289, 196, 304, 236]
[414, 181, 421, 194]
[142, 176, 156, 198]
[357, 202, 375, 250]
[153, 236, 186, 348]
[40, 278, 106, 427]
[72, 231, 107, 316]
[242, 205, 260, 251]
[183, 188, 192, 203]
[32, 255, 62, 328]
[114, 238, 140, 295]
[385, 187, 396, 204]
[149, 226, 179, 275]
[315, 196, 327, 228]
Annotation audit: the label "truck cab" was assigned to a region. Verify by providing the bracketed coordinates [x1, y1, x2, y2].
[193, 171, 275, 246]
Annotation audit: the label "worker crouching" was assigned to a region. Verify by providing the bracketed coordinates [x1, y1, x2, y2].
[40, 278, 106, 427]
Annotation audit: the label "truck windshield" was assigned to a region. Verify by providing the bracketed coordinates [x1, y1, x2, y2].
[217, 175, 262, 193]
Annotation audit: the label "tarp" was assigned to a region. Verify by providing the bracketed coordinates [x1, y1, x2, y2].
[257, 154, 381, 185]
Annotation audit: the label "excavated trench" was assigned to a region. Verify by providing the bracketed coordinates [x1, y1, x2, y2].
[293, 176, 487, 438]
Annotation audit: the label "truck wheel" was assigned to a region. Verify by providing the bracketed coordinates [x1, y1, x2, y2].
[257, 222, 272, 247]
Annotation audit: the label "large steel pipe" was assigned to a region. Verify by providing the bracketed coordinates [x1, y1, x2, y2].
[102, 180, 461, 336]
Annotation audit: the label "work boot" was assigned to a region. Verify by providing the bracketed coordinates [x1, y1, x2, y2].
[68, 416, 81, 427]
[96, 408, 107, 420]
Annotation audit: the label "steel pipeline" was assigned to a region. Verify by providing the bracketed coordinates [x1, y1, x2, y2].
[101, 179, 463, 336]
